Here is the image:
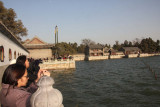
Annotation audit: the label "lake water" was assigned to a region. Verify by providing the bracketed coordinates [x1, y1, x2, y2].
[51, 56, 160, 107]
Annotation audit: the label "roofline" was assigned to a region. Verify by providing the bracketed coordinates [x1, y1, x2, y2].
[24, 36, 48, 45]
[24, 44, 54, 49]
[0, 21, 29, 53]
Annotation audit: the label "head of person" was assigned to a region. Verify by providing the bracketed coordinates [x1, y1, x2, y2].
[16, 55, 29, 68]
[2, 64, 29, 88]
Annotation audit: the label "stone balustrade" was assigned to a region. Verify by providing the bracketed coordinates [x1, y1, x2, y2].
[30, 76, 64, 107]
[39, 60, 76, 70]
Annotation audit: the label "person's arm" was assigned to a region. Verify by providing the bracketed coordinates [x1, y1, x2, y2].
[27, 69, 50, 93]
[27, 82, 38, 93]
[35, 69, 50, 82]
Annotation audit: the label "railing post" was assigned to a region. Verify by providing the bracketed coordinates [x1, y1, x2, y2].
[30, 76, 64, 107]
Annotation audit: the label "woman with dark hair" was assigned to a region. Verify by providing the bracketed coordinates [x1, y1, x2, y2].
[0, 64, 50, 107]
[16, 55, 43, 87]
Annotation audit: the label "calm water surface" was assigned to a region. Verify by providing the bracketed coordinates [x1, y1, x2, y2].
[51, 56, 160, 107]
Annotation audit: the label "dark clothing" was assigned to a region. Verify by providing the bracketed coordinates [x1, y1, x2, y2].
[27, 60, 40, 87]
[0, 83, 38, 107]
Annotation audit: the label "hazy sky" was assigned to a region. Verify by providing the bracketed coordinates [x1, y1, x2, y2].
[2, 0, 160, 45]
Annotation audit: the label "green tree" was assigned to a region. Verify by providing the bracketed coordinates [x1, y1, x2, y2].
[156, 40, 160, 52]
[77, 44, 85, 53]
[104, 43, 111, 48]
[53, 42, 77, 57]
[0, 1, 27, 40]
[113, 41, 121, 50]
[128, 41, 133, 47]
[71, 42, 78, 52]
[123, 40, 129, 47]
[132, 38, 141, 47]
[140, 37, 157, 53]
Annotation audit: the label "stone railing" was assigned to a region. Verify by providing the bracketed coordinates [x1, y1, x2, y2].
[39, 60, 75, 70]
[90, 50, 103, 53]
[74, 56, 85, 61]
[43, 59, 74, 62]
[30, 76, 64, 107]
[87, 56, 108, 61]
[110, 55, 125, 59]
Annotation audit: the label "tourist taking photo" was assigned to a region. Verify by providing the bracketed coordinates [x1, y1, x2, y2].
[0, 64, 50, 107]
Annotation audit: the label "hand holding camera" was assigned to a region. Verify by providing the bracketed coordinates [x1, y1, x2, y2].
[35, 69, 51, 83]
[40, 70, 50, 77]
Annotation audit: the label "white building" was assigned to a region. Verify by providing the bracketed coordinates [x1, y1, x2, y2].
[0, 21, 29, 84]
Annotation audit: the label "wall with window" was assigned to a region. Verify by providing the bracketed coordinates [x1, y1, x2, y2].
[0, 32, 28, 66]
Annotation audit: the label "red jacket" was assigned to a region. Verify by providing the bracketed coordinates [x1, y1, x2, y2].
[0, 83, 38, 107]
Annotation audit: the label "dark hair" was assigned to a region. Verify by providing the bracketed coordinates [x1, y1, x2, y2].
[2, 64, 26, 85]
[2, 64, 26, 96]
[26, 59, 40, 87]
[16, 55, 27, 65]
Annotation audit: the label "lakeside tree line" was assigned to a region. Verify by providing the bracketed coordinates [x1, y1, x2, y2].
[113, 38, 160, 53]
[53, 38, 160, 56]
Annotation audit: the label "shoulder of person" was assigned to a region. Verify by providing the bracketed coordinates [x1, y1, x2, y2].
[13, 87, 31, 99]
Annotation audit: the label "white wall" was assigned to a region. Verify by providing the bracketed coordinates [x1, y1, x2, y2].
[0, 32, 28, 66]
[88, 56, 108, 60]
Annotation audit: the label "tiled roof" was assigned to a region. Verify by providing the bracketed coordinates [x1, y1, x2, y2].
[122, 47, 141, 51]
[23, 36, 47, 45]
[23, 36, 55, 49]
[87, 44, 103, 49]
[23, 44, 54, 49]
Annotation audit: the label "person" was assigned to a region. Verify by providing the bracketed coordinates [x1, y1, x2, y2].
[0, 64, 50, 107]
[16, 55, 46, 87]
[16, 55, 29, 69]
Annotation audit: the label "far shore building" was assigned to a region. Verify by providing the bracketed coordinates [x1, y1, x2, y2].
[23, 36, 54, 59]
[85, 44, 104, 56]
[109, 49, 118, 55]
[120, 47, 141, 55]
[108, 49, 124, 55]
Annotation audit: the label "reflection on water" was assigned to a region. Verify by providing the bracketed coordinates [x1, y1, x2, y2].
[51, 56, 160, 107]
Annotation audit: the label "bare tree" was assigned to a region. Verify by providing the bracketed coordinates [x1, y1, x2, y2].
[81, 38, 96, 46]
[132, 38, 141, 45]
